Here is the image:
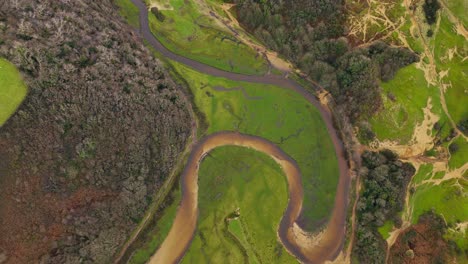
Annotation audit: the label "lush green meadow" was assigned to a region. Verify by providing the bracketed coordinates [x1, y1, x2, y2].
[449, 136, 468, 170]
[115, 0, 140, 28]
[433, 13, 468, 125]
[409, 178, 468, 251]
[377, 220, 394, 240]
[0, 58, 27, 126]
[128, 59, 339, 262]
[228, 218, 260, 264]
[410, 179, 468, 225]
[171, 61, 339, 231]
[370, 64, 436, 143]
[146, 0, 269, 75]
[182, 146, 297, 263]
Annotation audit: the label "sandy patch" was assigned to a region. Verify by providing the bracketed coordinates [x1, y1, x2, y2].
[147, 0, 173, 10]
[375, 98, 439, 158]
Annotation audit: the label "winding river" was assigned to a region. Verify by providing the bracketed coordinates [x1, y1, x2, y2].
[129, 0, 351, 263]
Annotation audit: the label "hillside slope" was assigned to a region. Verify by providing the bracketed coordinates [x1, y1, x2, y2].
[0, 0, 191, 263]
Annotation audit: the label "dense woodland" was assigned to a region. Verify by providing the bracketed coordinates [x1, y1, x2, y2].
[353, 150, 415, 263]
[423, 0, 441, 25]
[0, 0, 191, 263]
[234, 0, 418, 122]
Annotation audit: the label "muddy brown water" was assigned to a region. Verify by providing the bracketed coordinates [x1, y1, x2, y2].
[129, 0, 351, 263]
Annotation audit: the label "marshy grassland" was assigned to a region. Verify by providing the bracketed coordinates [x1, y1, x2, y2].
[170, 60, 339, 231]
[126, 48, 339, 264]
[145, 0, 269, 75]
[182, 146, 297, 263]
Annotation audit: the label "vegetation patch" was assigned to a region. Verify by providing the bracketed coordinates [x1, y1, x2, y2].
[115, 0, 140, 28]
[0, 58, 27, 126]
[434, 13, 468, 126]
[412, 164, 434, 184]
[353, 150, 415, 263]
[370, 65, 436, 143]
[170, 61, 339, 231]
[448, 136, 468, 170]
[410, 179, 468, 225]
[377, 220, 394, 240]
[146, 0, 269, 75]
[227, 217, 260, 264]
[182, 146, 297, 263]
[389, 211, 462, 263]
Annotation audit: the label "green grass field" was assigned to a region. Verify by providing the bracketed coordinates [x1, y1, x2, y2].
[377, 220, 394, 240]
[182, 146, 297, 263]
[171, 61, 339, 231]
[409, 178, 468, 253]
[370, 65, 435, 143]
[433, 13, 468, 126]
[0, 58, 27, 126]
[146, 0, 269, 75]
[448, 136, 468, 170]
[228, 217, 260, 264]
[129, 59, 339, 262]
[115, 0, 140, 28]
[412, 164, 434, 185]
[410, 179, 468, 225]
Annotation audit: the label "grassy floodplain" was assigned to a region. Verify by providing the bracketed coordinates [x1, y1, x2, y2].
[182, 146, 297, 263]
[128, 59, 340, 262]
[145, 0, 269, 75]
[0, 58, 27, 126]
[171, 60, 339, 228]
[117, 0, 338, 262]
[171, 61, 339, 263]
[369, 64, 438, 143]
[449, 136, 467, 170]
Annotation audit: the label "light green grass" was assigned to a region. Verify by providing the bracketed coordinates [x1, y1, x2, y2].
[228, 218, 260, 264]
[146, 0, 269, 75]
[0, 58, 27, 126]
[412, 164, 434, 184]
[377, 220, 394, 240]
[445, 227, 468, 252]
[370, 65, 435, 143]
[182, 146, 297, 263]
[433, 13, 468, 125]
[171, 61, 339, 230]
[449, 136, 468, 170]
[410, 179, 468, 225]
[443, 0, 467, 27]
[115, 0, 140, 28]
[127, 59, 339, 263]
